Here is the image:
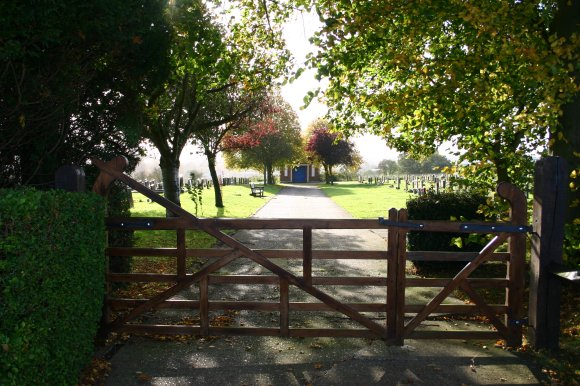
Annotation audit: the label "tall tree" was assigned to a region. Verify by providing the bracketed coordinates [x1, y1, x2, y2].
[378, 159, 398, 175]
[305, 119, 356, 184]
[193, 86, 266, 207]
[421, 153, 453, 174]
[397, 154, 422, 175]
[396, 153, 452, 175]
[336, 149, 363, 181]
[302, 0, 578, 208]
[0, 0, 169, 187]
[142, 0, 290, 214]
[223, 93, 303, 184]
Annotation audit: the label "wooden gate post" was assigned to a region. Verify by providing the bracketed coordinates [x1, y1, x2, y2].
[497, 182, 527, 348]
[529, 157, 568, 350]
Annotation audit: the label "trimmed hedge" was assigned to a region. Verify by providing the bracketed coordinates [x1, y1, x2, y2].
[0, 189, 105, 385]
[407, 191, 487, 253]
[107, 181, 134, 277]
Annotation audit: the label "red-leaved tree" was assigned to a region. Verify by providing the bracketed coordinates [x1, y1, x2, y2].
[306, 119, 356, 184]
[223, 93, 302, 184]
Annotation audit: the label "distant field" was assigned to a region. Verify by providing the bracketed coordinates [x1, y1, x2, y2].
[319, 182, 415, 218]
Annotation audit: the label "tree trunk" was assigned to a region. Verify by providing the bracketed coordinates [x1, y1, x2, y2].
[328, 165, 334, 184]
[266, 163, 274, 184]
[494, 160, 510, 186]
[206, 154, 224, 208]
[159, 156, 181, 217]
[551, 0, 580, 224]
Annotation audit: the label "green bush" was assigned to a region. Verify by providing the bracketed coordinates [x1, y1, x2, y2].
[107, 181, 134, 276]
[406, 191, 487, 271]
[563, 222, 580, 269]
[0, 188, 105, 385]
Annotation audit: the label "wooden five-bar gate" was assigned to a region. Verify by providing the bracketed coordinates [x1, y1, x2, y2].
[94, 157, 528, 346]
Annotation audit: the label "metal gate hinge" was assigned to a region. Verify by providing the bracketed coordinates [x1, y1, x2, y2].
[107, 220, 154, 229]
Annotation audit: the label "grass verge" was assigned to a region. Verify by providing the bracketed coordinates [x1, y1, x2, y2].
[126, 184, 283, 278]
[131, 184, 282, 219]
[318, 181, 414, 218]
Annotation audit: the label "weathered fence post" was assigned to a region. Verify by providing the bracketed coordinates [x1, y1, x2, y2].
[528, 157, 568, 350]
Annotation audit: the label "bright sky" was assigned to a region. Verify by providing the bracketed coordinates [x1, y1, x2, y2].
[280, 10, 399, 168]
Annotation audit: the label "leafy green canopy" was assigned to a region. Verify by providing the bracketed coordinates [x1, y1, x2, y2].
[0, 0, 170, 186]
[303, 0, 578, 189]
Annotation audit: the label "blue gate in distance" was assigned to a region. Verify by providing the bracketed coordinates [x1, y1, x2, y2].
[292, 165, 307, 182]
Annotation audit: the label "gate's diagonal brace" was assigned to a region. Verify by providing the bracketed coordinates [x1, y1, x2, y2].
[201, 225, 387, 338]
[403, 233, 509, 337]
[108, 250, 243, 331]
[93, 158, 196, 220]
[459, 281, 510, 338]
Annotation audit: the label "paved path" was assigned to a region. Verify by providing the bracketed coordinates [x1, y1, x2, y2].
[104, 185, 542, 385]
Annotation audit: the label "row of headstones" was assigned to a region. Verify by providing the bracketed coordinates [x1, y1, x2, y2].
[137, 176, 254, 191]
[358, 174, 456, 195]
[139, 179, 164, 192]
[220, 177, 252, 186]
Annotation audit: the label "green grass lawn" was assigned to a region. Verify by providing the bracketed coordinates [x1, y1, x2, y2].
[131, 184, 282, 218]
[129, 184, 282, 249]
[318, 181, 415, 218]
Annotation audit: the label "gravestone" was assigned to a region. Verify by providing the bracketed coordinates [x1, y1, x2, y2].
[55, 165, 85, 192]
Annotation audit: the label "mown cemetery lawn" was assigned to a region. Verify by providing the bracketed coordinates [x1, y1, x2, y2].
[131, 184, 282, 219]
[319, 181, 415, 218]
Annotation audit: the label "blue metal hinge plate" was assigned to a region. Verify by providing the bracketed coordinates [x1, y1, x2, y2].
[460, 224, 532, 233]
[107, 220, 155, 229]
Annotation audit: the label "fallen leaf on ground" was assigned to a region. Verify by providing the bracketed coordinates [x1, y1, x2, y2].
[136, 371, 152, 382]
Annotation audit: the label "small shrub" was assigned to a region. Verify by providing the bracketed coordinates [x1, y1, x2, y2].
[107, 181, 134, 276]
[406, 191, 487, 272]
[0, 188, 105, 385]
[563, 222, 580, 269]
[186, 172, 204, 217]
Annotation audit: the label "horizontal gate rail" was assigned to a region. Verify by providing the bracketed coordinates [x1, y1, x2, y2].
[107, 216, 525, 233]
[94, 157, 529, 346]
[108, 298, 508, 314]
[106, 246, 509, 263]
